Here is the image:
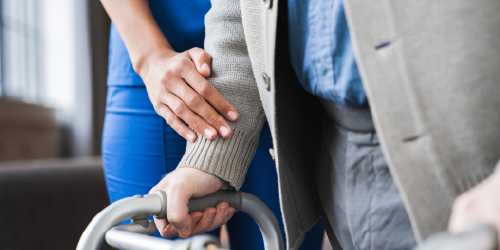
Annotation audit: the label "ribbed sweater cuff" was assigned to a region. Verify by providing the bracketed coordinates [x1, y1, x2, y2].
[177, 129, 260, 190]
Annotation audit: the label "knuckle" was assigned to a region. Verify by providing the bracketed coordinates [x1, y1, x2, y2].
[185, 94, 201, 108]
[160, 73, 174, 85]
[171, 61, 186, 75]
[197, 81, 211, 96]
[165, 114, 175, 125]
[207, 115, 220, 125]
[192, 120, 201, 130]
[171, 101, 185, 115]
[160, 73, 175, 87]
[175, 59, 192, 74]
[153, 102, 163, 112]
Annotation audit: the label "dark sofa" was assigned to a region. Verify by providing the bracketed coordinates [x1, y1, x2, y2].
[0, 157, 113, 250]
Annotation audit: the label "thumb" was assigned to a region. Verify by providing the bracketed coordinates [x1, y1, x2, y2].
[187, 47, 212, 77]
[166, 183, 193, 238]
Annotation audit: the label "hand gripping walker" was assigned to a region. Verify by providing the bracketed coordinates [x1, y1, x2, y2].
[76, 190, 285, 250]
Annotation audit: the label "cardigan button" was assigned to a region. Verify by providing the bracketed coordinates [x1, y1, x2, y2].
[269, 148, 275, 161]
[263, 0, 273, 9]
[262, 73, 271, 91]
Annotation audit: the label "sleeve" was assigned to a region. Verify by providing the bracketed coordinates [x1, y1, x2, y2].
[176, 0, 266, 190]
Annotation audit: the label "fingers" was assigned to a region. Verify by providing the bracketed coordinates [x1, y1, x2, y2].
[191, 207, 217, 235]
[155, 212, 203, 239]
[187, 47, 212, 77]
[206, 202, 235, 232]
[168, 78, 233, 138]
[181, 55, 239, 123]
[161, 92, 218, 140]
[155, 217, 179, 239]
[154, 103, 197, 142]
[191, 203, 235, 235]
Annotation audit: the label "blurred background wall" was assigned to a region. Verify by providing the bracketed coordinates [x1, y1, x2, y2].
[0, 0, 110, 161]
[0, 1, 113, 249]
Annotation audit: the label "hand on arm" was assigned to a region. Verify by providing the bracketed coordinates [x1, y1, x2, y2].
[100, 0, 239, 142]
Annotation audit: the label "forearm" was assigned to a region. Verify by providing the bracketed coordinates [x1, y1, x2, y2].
[178, 0, 266, 190]
[100, 0, 174, 75]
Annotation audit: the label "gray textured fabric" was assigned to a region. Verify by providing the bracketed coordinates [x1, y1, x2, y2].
[343, 0, 500, 241]
[177, 0, 266, 190]
[179, 0, 500, 248]
[317, 101, 416, 250]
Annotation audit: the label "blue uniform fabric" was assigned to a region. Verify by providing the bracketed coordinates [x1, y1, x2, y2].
[288, 0, 368, 107]
[107, 0, 210, 87]
[102, 0, 324, 248]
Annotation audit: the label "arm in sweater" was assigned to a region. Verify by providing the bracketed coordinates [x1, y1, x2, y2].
[177, 0, 266, 190]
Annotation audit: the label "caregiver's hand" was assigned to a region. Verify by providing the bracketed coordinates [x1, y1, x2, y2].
[138, 47, 239, 142]
[448, 171, 500, 247]
[149, 168, 235, 239]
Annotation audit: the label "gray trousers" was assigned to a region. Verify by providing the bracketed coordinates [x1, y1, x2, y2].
[317, 99, 417, 250]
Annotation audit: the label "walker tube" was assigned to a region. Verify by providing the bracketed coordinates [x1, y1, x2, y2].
[415, 224, 498, 250]
[77, 190, 284, 250]
[76, 193, 163, 250]
[106, 227, 220, 250]
[240, 192, 285, 250]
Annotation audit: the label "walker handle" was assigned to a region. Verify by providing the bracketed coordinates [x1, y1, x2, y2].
[153, 190, 242, 220]
[188, 190, 242, 213]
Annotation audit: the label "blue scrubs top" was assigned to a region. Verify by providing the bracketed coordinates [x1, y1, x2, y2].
[107, 0, 211, 87]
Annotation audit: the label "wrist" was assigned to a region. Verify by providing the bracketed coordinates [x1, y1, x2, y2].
[132, 47, 177, 78]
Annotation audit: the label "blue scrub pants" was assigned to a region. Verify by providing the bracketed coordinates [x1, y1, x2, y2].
[102, 86, 324, 249]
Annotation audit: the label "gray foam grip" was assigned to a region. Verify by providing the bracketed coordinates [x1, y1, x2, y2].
[188, 191, 242, 213]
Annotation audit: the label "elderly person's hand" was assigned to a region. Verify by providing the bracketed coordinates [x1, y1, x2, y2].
[136, 47, 239, 142]
[448, 171, 500, 246]
[149, 168, 236, 238]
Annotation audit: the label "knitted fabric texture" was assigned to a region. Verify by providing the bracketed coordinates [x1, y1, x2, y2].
[176, 0, 266, 190]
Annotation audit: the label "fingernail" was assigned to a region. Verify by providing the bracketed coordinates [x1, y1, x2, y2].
[220, 206, 228, 215]
[186, 133, 195, 142]
[227, 111, 238, 121]
[220, 126, 230, 137]
[201, 63, 210, 75]
[207, 211, 215, 220]
[205, 129, 215, 138]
